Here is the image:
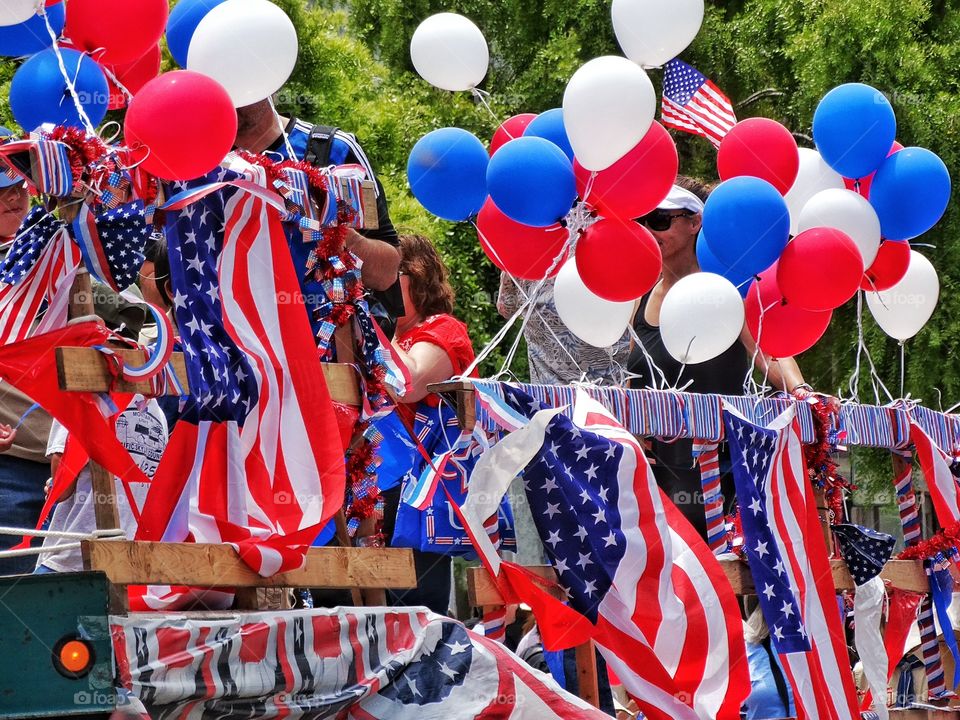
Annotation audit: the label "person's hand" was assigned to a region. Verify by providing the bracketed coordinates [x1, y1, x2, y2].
[0, 424, 15, 453]
[792, 385, 840, 414]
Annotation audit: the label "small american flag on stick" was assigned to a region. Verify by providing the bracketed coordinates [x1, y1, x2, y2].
[661, 59, 737, 147]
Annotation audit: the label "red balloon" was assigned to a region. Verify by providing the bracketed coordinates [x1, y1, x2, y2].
[717, 118, 799, 195]
[844, 141, 904, 198]
[746, 266, 832, 357]
[860, 239, 911, 291]
[490, 114, 536, 156]
[104, 45, 161, 110]
[66, 0, 168, 66]
[575, 121, 678, 220]
[575, 218, 662, 302]
[124, 71, 237, 182]
[477, 197, 569, 280]
[777, 227, 863, 311]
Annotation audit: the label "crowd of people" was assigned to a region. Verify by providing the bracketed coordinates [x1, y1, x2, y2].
[0, 103, 930, 718]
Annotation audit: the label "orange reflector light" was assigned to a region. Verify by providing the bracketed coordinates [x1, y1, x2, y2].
[58, 639, 91, 675]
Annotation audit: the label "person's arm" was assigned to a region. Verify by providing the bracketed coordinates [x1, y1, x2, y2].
[0, 424, 15, 453]
[739, 325, 806, 393]
[345, 228, 400, 291]
[497, 272, 520, 319]
[391, 340, 455, 404]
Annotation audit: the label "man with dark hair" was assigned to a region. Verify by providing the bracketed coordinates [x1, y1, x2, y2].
[234, 99, 403, 336]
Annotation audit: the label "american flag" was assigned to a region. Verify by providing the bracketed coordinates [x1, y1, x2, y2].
[112, 607, 608, 719]
[661, 59, 737, 148]
[134, 161, 345, 606]
[461, 385, 750, 720]
[910, 420, 960, 525]
[0, 207, 81, 345]
[723, 404, 860, 720]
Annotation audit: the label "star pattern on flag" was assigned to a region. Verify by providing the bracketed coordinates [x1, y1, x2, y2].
[378, 621, 474, 705]
[521, 413, 627, 622]
[833, 523, 895, 587]
[93, 201, 151, 289]
[725, 413, 810, 654]
[166, 175, 258, 424]
[0, 207, 61, 284]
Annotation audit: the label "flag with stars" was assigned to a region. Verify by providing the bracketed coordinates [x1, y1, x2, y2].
[661, 59, 737, 147]
[134, 162, 345, 606]
[0, 206, 81, 345]
[833, 524, 895, 587]
[461, 385, 750, 720]
[112, 607, 609, 718]
[723, 403, 860, 720]
[71, 200, 150, 292]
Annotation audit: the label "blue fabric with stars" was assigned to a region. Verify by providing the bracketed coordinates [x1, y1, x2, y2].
[163, 170, 259, 425]
[497, 385, 627, 623]
[81, 201, 151, 290]
[0, 207, 60, 283]
[376, 619, 474, 706]
[832, 523, 895, 587]
[724, 411, 810, 654]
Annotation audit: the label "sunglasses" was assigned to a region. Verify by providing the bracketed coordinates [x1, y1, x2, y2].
[639, 209, 694, 232]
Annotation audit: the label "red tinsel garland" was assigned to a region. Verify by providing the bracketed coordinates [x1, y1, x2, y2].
[802, 395, 856, 525]
[898, 520, 960, 560]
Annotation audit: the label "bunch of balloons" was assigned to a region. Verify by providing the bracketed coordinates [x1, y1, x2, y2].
[5, 0, 300, 182]
[407, 3, 709, 349]
[700, 83, 948, 357]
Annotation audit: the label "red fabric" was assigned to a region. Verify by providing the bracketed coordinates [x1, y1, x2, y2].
[861, 588, 924, 710]
[395, 313, 476, 426]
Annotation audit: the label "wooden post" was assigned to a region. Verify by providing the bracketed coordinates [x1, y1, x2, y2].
[67, 270, 121, 532]
[575, 640, 601, 708]
[814, 487, 834, 557]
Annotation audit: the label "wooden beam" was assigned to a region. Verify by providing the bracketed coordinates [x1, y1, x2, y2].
[56, 347, 189, 395]
[575, 640, 600, 708]
[89, 463, 120, 531]
[468, 559, 929, 606]
[82, 540, 416, 589]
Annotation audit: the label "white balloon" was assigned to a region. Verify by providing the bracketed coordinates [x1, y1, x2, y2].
[659, 273, 744, 364]
[865, 251, 939, 341]
[797, 188, 882, 267]
[785, 148, 845, 235]
[562, 56, 655, 171]
[611, 0, 704, 68]
[188, 0, 298, 107]
[0, 0, 38, 27]
[554, 259, 634, 348]
[409, 13, 488, 92]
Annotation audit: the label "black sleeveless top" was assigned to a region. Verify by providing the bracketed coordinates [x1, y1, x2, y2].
[626, 291, 750, 537]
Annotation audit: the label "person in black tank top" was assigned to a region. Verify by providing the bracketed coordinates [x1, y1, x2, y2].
[626, 177, 811, 540]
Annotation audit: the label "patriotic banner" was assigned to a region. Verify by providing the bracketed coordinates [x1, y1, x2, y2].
[661, 59, 737, 147]
[910, 419, 960, 525]
[723, 403, 860, 720]
[108, 607, 608, 719]
[461, 386, 749, 720]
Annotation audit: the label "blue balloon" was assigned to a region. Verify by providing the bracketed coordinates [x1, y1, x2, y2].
[407, 127, 489, 222]
[166, 0, 228, 68]
[702, 176, 790, 276]
[869, 147, 951, 241]
[10, 48, 108, 130]
[0, 3, 65, 58]
[813, 83, 897, 180]
[696, 231, 755, 298]
[486, 136, 576, 227]
[523, 108, 574, 161]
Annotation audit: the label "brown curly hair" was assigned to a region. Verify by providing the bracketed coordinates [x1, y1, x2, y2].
[399, 234, 455, 317]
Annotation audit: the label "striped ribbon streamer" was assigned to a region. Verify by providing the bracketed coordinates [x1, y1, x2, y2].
[894, 451, 922, 548]
[694, 441, 726, 554]
[917, 592, 949, 699]
[482, 606, 507, 643]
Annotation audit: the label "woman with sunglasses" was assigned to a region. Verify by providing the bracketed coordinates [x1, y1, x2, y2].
[628, 176, 812, 540]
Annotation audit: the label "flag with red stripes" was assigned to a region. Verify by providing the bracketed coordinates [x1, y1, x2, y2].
[134, 164, 344, 605]
[723, 403, 859, 720]
[111, 607, 609, 718]
[460, 385, 750, 720]
[910, 420, 960, 525]
[661, 59, 737, 147]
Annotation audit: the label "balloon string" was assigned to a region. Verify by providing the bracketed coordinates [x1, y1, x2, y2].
[848, 291, 866, 403]
[744, 298, 777, 397]
[267, 96, 297, 161]
[470, 88, 505, 130]
[98, 64, 134, 104]
[42, 11, 99, 137]
[900, 341, 906, 399]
